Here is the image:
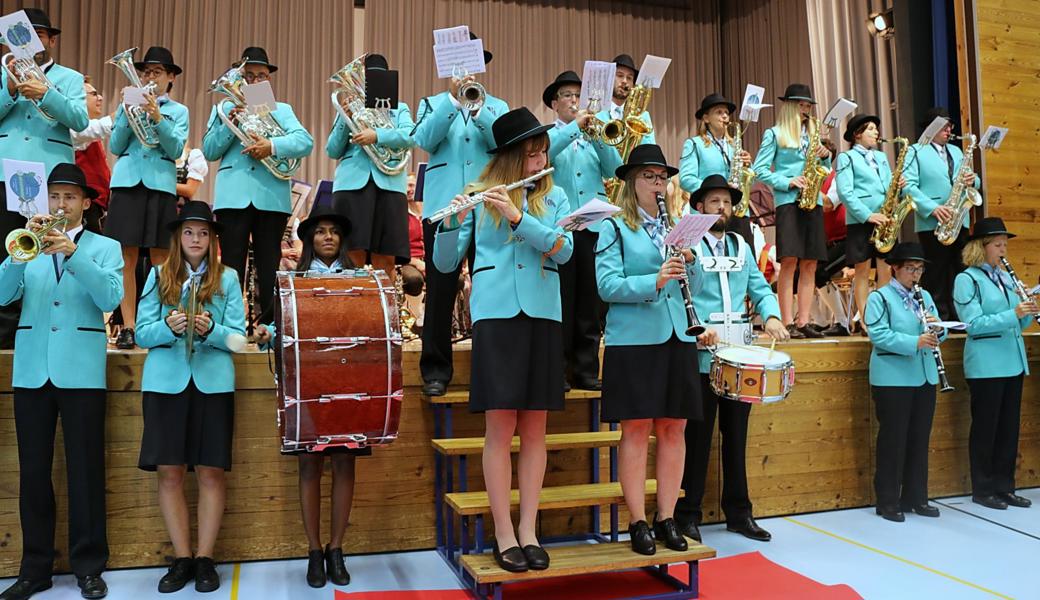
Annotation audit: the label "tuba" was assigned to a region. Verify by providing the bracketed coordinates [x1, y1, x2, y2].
[451, 65, 485, 112]
[329, 54, 411, 176]
[2, 53, 55, 121]
[728, 121, 756, 217]
[934, 134, 982, 246]
[108, 48, 160, 148]
[869, 137, 915, 253]
[603, 85, 654, 203]
[797, 116, 830, 210]
[5, 209, 67, 262]
[209, 64, 301, 180]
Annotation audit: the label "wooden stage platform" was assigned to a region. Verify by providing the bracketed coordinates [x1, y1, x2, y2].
[0, 334, 1037, 576]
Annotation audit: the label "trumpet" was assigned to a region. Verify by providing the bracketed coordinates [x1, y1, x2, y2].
[5, 210, 67, 262]
[107, 48, 160, 148]
[2, 53, 55, 121]
[912, 284, 954, 393]
[999, 257, 1040, 326]
[452, 65, 485, 112]
[425, 167, 554, 225]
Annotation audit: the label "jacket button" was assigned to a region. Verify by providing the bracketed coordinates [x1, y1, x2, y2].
[51, 326, 57, 332]
[23, 136, 29, 141]
[250, 167, 255, 171]
[517, 264, 525, 269]
[465, 137, 470, 142]
[466, 160, 472, 166]
[53, 301, 59, 306]
[576, 172, 582, 177]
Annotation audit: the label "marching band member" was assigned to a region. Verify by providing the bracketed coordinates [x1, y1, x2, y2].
[678, 93, 753, 245]
[751, 83, 831, 339]
[544, 70, 621, 390]
[953, 218, 1034, 511]
[904, 107, 981, 321]
[202, 47, 314, 327]
[596, 144, 698, 555]
[863, 242, 943, 522]
[326, 53, 415, 284]
[0, 164, 121, 600]
[135, 202, 245, 594]
[676, 174, 788, 543]
[104, 46, 189, 350]
[412, 34, 508, 397]
[0, 7, 89, 349]
[599, 54, 654, 142]
[434, 107, 572, 572]
[835, 114, 899, 328]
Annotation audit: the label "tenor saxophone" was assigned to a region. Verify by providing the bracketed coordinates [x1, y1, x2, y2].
[934, 134, 982, 246]
[603, 85, 654, 204]
[797, 116, 829, 211]
[868, 137, 915, 253]
[728, 121, 756, 217]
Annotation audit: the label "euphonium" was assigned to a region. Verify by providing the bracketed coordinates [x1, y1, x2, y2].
[5, 209, 67, 262]
[329, 54, 411, 176]
[934, 134, 982, 246]
[728, 121, 756, 217]
[797, 116, 829, 211]
[451, 65, 485, 112]
[603, 85, 654, 203]
[209, 64, 301, 180]
[2, 53, 55, 121]
[107, 48, 160, 148]
[869, 137, 915, 253]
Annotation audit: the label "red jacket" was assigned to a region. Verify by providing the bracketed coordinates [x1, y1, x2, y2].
[408, 212, 424, 259]
[75, 141, 111, 210]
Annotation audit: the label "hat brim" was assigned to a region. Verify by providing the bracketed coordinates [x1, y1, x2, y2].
[134, 61, 183, 76]
[778, 95, 816, 104]
[968, 230, 1016, 242]
[695, 100, 737, 120]
[843, 116, 881, 142]
[484, 51, 493, 66]
[299, 214, 352, 239]
[167, 216, 222, 234]
[242, 59, 278, 73]
[691, 183, 742, 207]
[32, 25, 60, 35]
[614, 161, 679, 180]
[48, 178, 98, 199]
[487, 123, 554, 154]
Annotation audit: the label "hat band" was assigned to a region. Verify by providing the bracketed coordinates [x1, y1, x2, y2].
[49, 178, 87, 187]
[496, 125, 547, 149]
[783, 95, 814, 101]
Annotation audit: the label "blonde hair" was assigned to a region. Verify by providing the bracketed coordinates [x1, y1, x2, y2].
[666, 174, 689, 219]
[464, 135, 552, 229]
[962, 236, 997, 268]
[697, 121, 733, 146]
[617, 168, 674, 231]
[776, 100, 813, 149]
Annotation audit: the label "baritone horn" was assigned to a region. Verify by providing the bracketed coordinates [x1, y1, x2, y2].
[5, 209, 67, 262]
[107, 48, 160, 148]
[2, 52, 55, 121]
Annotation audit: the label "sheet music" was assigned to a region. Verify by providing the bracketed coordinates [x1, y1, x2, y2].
[822, 98, 858, 129]
[3, 159, 46, 216]
[978, 125, 1009, 150]
[635, 55, 671, 89]
[557, 199, 621, 231]
[433, 40, 486, 79]
[918, 116, 949, 145]
[739, 84, 769, 122]
[663, 214, 720, 248]
[242, 81, 277, 112]
[579, 60, 615, 111]
[0, 11, 45, 60]
[121, 86, 148, 107]
[433, 25, 470, 45]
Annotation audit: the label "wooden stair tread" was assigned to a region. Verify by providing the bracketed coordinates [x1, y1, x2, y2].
[424, 388, 602, 405]
[445, 480, 674, 515]
[461, 540, 716, 584]
[433, 431, 633, 455]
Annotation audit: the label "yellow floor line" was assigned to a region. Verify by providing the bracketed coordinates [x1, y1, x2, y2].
[783, 517, 1013, 600]
[230, 563, 241, 600]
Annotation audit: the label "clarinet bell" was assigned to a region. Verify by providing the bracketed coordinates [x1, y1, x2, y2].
[686, 323, 706, 337]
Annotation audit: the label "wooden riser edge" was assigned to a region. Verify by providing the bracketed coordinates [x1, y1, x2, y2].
[445, 480, 683, 516]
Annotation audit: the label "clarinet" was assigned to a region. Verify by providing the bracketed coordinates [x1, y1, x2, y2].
[246, 242, 257, 338]
[656, 193, 705, 337]
[912, 284, 954, 393]
[999, 257, 1040, 325]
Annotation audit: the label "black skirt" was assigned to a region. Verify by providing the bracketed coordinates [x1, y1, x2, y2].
[775, 203, 827, 261]
[468, 314, 565, 413]
[601, 336, 702, 422]
[845, 222, 889, 266]
[105, 184, 179, 249]
[138, 379, 235, 471]
[331, 178, 410, 263]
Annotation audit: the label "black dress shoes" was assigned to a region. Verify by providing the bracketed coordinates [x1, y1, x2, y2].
[727, 517, 772, 541]
[786, 324, 806, 340]
[492, 541, 529, 573]
[522, 545, 550, 570]
[997, 492, 1032, 508]
[797, 324, 824, 339]
[676, 518, 702, 542]
[628, 520, 656, 555]
[158, 558, 195, 593]
[875, 505, 906, 522]
[902, 503, 940, 517]
[422, 380, 447, 397]
[973, 494, 1009, 510]
[820, 323, 850, 337]
[77, 575, 107, 599]
[306, 549, 326, 588]
[194, 557, 220, 593]
[325, 545, 351, 586]
[0, 579, 52, 600]
[573, 377, 602, 391]
[115, 327, 135, 349]
[652, 516, 688, 551]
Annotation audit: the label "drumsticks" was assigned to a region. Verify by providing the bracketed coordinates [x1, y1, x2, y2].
[769, 337, 777, 360]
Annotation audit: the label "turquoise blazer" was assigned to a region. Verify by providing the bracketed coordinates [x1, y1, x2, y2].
[203, 101, 314, 214]
[136, 265, 246, 394]
[835, 148, 893, 225]
[326, 103, 415, 194]
[109, 99, 189, 196]
[0, 63, 89, 180]
[412, 91, 509, 219]
[903, 142, 981, 233]
[678, 135, 732, 195]
[0, 231, 123, 389]
[953, 267, 1031, 379]
[433, 186, 572, 323]
[864, 284, 945, 387]
[751, 126, 832, 208]
[595, 108, 655, 146]
[547, 120, 622, 212]
[595, 216, 697, 346]
[689, 233, 780, 372]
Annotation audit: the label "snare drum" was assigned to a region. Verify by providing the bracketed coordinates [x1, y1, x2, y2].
[709, 345, 795, 404]
[275, 270, 403, 453]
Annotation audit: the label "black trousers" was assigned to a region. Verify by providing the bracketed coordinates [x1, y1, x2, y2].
[677, 374, 752, 526]
[967, 375, 1024, 496]
[918, 228, 967, 321]
[872, 384, 936, 508]
[13, 382, 108, 580]
[0, 187, 27, 349]
[215, 206, 288, 324]
[560, 229, 602, 383]
[419, 220, 473, 384]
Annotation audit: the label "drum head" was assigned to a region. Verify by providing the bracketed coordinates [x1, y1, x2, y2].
[716, 344, 792, 368]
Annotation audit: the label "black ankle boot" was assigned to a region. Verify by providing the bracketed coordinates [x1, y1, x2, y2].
[325, 545, 350, 586]
[306, 549, 326, 588]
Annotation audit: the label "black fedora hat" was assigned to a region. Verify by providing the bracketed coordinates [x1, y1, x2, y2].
[542, 70, 582, 109]
[365, 53, 389, 71]
[299, 204, 352, 239]
[918, 106, 951, 129]
[691, 174, 741, 208]
[695, 93, 736, 120]
[470, 32, 493, 65]
[778, 83, 816, 104]
[844, 114, 881, 143]
[886, 242, 930, 264]
[239, 46, 277, 73]
[47, 163, 97, 199]
[24, 8, 59, 35]
[134, 46, 182, 76]
[487, 107, 553, 154]
[615, 144, 678, 180]
[968, 216, 1016, 241]
[612, 54, 639, 77]
[170, 201, 222, 233]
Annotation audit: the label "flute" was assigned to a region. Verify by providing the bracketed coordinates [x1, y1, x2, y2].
[424, 167, 554, 225]
[912, 284, 954, 393]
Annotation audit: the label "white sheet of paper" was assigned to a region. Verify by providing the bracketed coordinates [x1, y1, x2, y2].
[433, 39, 486, 79]
[918, 116, 950, 145]
[243, 81, 277, 112]
[0, 11, 45, 60]
[433, 25, 469, 45]
[823, 98, 858, 129]
[979, 125, 1009, 150]
[635, 55, 670, 88]
[2, 159, 46, 215]
[933, 321, 967, 331]
[579, 60, 615, 111]
[122, 86, 147, 106]
[739, 84, 767, 122]
[557, 199, 621, 232]
[664, 214, 720, 248]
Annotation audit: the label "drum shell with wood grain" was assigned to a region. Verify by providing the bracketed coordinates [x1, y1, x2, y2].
[709, 345, 795, 404]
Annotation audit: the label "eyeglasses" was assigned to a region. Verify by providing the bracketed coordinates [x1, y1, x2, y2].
[142, 68, 168, 78]
[557, 91, 579, 100]
[640, 172, 669, 183]
[902, 266, 926, 274]
[243, 73, 270, 83]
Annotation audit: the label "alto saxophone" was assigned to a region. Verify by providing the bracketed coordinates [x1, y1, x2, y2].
[603, 85, 654, 203]
[869, 137, 915, 253]
[728, 121, 756, 217]
[934, 134, 982, 246]
[797, 116, 829, 211]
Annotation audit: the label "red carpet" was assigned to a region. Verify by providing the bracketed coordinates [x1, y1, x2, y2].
[335, 551, 862, 600]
